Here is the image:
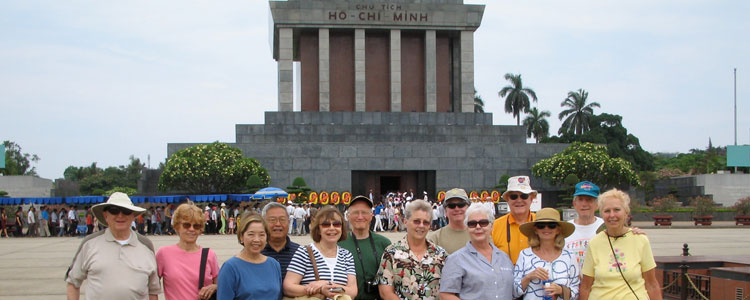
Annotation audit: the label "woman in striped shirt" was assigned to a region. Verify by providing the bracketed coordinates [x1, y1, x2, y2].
[283, 206, 358, 299]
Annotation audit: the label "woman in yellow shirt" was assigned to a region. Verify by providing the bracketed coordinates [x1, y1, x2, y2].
[579, 189, 661, 300]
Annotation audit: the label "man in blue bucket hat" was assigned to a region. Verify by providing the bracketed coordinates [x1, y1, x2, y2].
[563, 181, 603, 270]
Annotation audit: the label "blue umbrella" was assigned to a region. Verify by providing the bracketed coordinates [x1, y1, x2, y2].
[252, 187, 288, 200]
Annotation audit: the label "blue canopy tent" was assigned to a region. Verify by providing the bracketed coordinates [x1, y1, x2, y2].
[1, 198, 22, 205]
[252, 187, 288, 200]
[189, 195, 228, 203]
[149, 195, 187, 204]
[228, 194, 255, 202]
[66, 196, 106, 205]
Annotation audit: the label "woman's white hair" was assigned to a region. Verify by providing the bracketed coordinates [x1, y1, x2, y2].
[404, 199, 432, 220]
[463, 202, 495, 226]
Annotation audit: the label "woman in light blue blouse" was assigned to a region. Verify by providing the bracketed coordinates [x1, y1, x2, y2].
[514, 208, 580, 300]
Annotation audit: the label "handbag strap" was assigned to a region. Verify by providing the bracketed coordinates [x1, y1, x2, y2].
[199, 247, 209, 290]
[306, 245, 320, 281]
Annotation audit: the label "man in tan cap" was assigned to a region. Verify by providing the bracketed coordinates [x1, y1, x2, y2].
[491, 175, 538, 264]
[65, 192, 160, 300]
[427, 188, 471, 254]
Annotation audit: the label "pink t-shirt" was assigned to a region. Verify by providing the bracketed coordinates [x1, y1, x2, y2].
[156, 245, 219, 300]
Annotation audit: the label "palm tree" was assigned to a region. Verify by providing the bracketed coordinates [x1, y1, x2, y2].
[523, 107, 551, 143]
[474, 91, 485, 113]
[499, 73, 537, 125]
[558, 88, 600, 135]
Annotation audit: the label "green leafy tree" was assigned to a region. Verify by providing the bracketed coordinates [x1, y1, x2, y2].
[522, 107, 551, 143]
[495, 174, 511, 190]
[65, 156, 146, 195]
[245, 174, 267, 193]
[158, 142, 270, 194]
[103, 187, 137, 196]
[287, 177, 312, 203]
[558, 89, 600, 135]
[1, 141, 40, 176]
[543, 113, 654, 172]
[0, 190, 8, 197]
[499, 73, 537, 125]
[474, 90, 485, 113]
[532, 142, 638, 188]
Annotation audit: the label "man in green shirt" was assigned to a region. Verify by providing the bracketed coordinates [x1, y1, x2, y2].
[427, 188, 470, 254]
[339, 195, 391, 300]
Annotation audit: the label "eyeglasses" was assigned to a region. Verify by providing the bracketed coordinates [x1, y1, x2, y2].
[534, 222, 559, 230]
[320, 221, 343, 228]
[446, 202, 468, 209]
[508, 194, 530, 201]
[411, 219, 431, 227]
[266, 217, 289, 224]
[181, 222, 203, 230]
[467, 219, 491, 228]
[105, 207, 133, 216]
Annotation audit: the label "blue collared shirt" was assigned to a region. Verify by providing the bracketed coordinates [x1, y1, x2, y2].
[439, 241, 514, 300]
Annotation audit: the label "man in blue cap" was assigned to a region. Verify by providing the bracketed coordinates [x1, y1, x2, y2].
[564, 181, 604, 270]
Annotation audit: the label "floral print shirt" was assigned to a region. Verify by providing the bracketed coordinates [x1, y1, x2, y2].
[376, 236, 448, 300]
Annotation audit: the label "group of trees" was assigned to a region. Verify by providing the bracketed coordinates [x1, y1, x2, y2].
[63, 156, 145, 196]
[2, 141, 40, 176]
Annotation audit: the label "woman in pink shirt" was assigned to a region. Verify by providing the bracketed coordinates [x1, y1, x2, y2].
[157, 202, 219, 300]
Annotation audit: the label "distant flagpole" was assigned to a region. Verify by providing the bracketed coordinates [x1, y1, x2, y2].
[734, 68, 737, 146]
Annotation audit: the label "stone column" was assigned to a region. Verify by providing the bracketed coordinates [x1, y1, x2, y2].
[278, 27, 293, 112]
[460, 30, 475, 113]
[425, 30, 437, 112]
[354, 29, 366, 112]
[319, 28, 330, 112]
[390, 29, 401, 112]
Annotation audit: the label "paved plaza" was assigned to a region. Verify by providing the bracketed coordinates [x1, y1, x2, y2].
[0, 222, 748, 299]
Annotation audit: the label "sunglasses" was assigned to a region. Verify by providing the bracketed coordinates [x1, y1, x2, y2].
[320, 221, 343, 228]
[534, 222, 559, 230]
[446, 202, 468, 209]
[411, 219, 431, 227]
[467, 219, 491, 228]
[508, 193, 531, 201]
[105, 207, 134, 216]
[181, 222, 203, 230]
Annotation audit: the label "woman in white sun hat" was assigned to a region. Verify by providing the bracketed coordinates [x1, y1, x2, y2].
[491, 175, 538, 264]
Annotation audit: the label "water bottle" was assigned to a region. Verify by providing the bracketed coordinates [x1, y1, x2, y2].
[542, 280, 553, 300]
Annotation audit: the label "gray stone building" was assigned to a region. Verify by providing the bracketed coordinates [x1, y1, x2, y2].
[168, 0, 568, 203]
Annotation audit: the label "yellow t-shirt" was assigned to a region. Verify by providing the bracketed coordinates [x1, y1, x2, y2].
[491, 212, 535, 264]
[582, 230, 656, 300]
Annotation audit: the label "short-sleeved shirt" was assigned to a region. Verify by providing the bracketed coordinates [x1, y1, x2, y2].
[156, 245, 219, 300]
[287, 243, 356, 286]
[65, 229, 161, 299]
[376, 236, 448, 300]
[582, 230, 656, 299]
[217, 256, 282, 300]
[261, 236, 300, 281]
[338, 232, 392, 300]
[491, 212, 536, 264]
[564, 217, 605, 270]
[439, 241, 514, 300]
[513, 248, 580, 299]
[426, 225, 470, 255]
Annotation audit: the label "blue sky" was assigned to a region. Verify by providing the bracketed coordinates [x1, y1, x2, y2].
[2, 0, 748, 179]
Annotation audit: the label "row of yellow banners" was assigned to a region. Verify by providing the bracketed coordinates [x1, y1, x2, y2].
[279, 190, 505, 205]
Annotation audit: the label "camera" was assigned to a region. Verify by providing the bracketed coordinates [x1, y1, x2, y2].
[364, 281, 378, 294]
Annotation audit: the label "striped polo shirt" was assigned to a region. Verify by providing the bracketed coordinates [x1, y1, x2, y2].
[261, 236, 300, 281]
[287, 243, 356, 285]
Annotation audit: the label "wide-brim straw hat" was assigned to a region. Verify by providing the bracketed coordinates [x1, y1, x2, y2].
[519, 208, 575, 238]
[502, 175, 538, 201]
[92, 192, 146, 227]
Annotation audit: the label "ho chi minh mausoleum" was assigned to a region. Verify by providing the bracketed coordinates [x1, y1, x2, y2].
[168, 0, 568, 201]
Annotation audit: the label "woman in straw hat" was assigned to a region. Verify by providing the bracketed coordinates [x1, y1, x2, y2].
[579, 189, 661, 300]
[513, 208, 580, 300]
[156, 202, 219, 300]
